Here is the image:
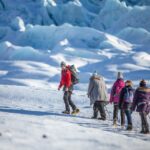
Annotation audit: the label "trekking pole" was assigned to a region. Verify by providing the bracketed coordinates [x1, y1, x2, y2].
[104, 105, 111, 120]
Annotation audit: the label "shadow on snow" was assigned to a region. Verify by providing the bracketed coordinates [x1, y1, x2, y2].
[0, 106, 89, 120]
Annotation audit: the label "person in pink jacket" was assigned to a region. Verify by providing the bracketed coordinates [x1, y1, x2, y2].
[110, 72, 125, 126]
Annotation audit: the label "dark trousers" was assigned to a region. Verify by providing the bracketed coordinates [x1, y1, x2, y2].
[63, 91, 76, 112]
[113, 103, 125, 125]
[93, 101, 106, 119]
[125, 110, 132, 125]
[139, 112, 149, 132]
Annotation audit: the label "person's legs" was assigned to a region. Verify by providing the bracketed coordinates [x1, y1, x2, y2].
[125, 110, 132, 130]
[145, 113, 150, 133]
[68, 92, 76, 111]
[140, 112, 145, 133]
[98, 101, 106, 120]
[140, 112, 149, 134]
[113, 103, 119, 125]
[92, 101, 99, 119]
[120, 109, 125, 126]
[63, 91, 70, 113]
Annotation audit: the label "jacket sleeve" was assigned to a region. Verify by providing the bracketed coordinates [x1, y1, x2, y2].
[88, 79, 94, 96]
[58, 72, 64, 88]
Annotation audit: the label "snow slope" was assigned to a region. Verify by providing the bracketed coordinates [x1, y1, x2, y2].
[0, 24, 150, 89]
[0, 85, 150, 150]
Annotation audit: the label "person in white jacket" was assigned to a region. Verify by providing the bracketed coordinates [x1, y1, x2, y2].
[87, 71, 108, 120]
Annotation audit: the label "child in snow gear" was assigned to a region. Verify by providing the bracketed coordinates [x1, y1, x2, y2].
[88, 71, 108, 120]
[132, 80, 150, 134]
[58, 61, 79, 115]
[119, 80, 134, 130]
[110, 72, 125, 127]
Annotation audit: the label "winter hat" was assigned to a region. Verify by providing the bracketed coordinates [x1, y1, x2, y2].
[60, 61, 66, 67]
[125, 80, 132, 86]
[117, 72, 123, 79]
[92, 71, 98, 77]
[139, 79, 146, 87]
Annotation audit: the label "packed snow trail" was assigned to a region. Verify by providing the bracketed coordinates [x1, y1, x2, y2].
[0, 85, 150, 150]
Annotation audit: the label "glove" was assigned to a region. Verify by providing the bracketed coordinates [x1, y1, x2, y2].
[58, 87, 61, 91]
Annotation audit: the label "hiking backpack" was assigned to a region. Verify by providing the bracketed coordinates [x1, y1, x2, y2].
[123, 88, 134, 103]
[69, 65, 79, 85]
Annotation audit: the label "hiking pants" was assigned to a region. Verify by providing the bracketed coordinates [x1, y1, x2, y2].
[113, 103, 125, 125]
[93, 101, 106, 120]
[63, 91, 76, 112]
[125, 109, 132, 126]
[139, 112, 149, 132]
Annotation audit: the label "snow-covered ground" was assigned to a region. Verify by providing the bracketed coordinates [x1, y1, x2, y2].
[0, 85, 150, 150]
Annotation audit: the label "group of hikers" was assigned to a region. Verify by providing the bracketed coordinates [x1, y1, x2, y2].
[58, 61, 150, 134]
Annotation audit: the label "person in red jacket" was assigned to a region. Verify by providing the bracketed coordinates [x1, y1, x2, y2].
[58, 61, 79, 114]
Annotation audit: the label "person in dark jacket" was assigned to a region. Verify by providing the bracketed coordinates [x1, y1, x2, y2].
[132, 80, 150, 134]
[88, 71, 108, 120]
[58, 61, 79, 114]
[119, 80, 134, 130]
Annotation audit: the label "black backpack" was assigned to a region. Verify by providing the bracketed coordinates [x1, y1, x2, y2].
[69, 65, 79, 85]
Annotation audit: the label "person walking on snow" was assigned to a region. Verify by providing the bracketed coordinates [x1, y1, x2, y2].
[132, 80, 150, 134]
[88, 71, 109, 120]
[110, 72, 125, 127]
[119, 80, 134, 130]
[58, 61, 79, 115]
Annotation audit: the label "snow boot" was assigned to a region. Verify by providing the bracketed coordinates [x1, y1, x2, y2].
[62, 110, 70, 114]
[91, 116, 97, 119]
[121, 123, 125, 129]
[91, 111, 98, 119]
[140, 125, 145, 134]
[144, 124, 150, 134]
[141, 128, 150, 134]
[143, 130, 150, 134]
[113, 120, 117, 127]
[140, 130, 145, 134]
[71, 108, 80, 115]
[98, 117, 106, 121]
[126, 124, 132, 131]
[140, 130, 150, 134]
